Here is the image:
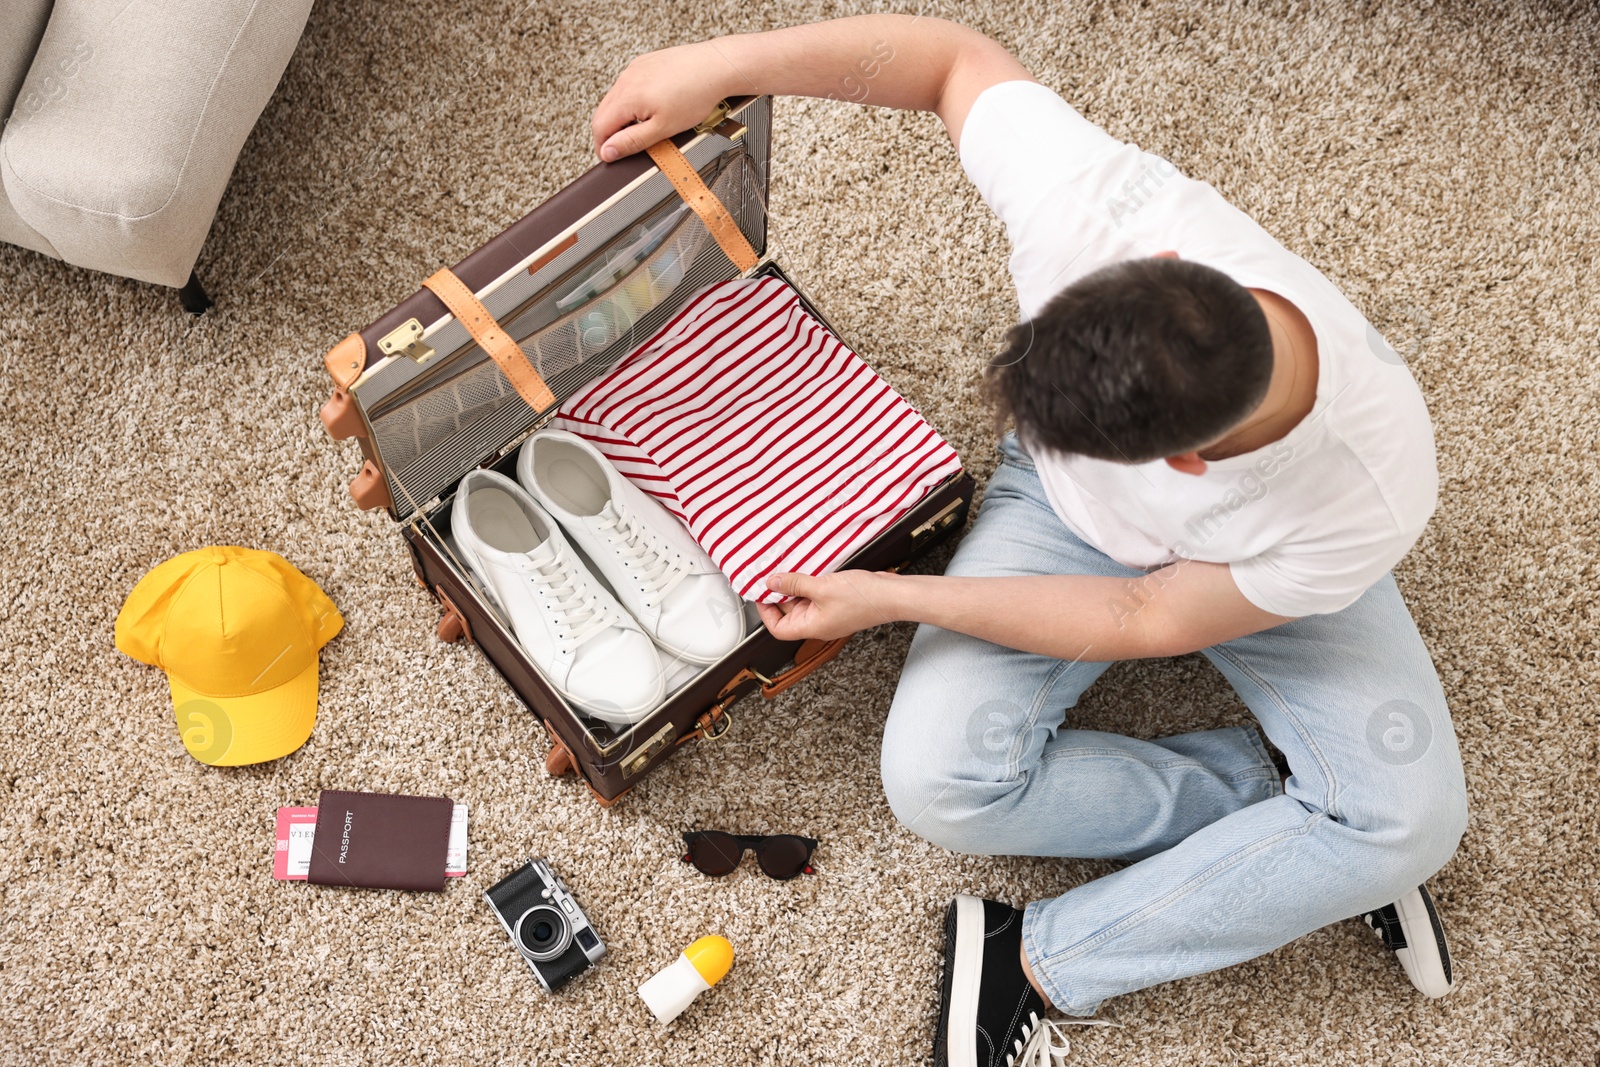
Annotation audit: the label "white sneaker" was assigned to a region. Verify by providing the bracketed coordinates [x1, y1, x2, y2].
[517, 430, 745, 665]
[451, 468, 664, 724]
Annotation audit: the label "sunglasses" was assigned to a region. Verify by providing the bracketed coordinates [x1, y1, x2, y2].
[681, 832, 818, 880]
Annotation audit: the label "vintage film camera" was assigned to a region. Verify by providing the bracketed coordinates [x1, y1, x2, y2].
[484, 857, 605, 992]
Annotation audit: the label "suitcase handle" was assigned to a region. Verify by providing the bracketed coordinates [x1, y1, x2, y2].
[761, 635, 851, 696]
[703, 634, 853, 720]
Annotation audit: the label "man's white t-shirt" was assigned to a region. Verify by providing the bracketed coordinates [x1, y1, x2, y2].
[959, 81, 1438, 618]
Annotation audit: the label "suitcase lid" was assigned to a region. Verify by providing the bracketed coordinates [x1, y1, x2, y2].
[334, 96, 774, 521]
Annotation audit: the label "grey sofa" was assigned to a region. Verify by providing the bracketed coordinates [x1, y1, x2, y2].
[0, 0, 313, 310]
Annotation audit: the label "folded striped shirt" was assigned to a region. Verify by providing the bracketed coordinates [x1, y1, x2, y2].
[554, 276, 962, 603]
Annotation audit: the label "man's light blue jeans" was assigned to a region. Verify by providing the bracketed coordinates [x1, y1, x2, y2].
[882, 434, 1467, 1015]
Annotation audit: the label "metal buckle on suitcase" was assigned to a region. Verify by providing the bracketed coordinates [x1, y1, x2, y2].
[319, 96, 975, 803]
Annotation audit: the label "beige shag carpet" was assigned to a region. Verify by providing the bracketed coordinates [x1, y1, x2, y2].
[2, 1, 1596, 1063]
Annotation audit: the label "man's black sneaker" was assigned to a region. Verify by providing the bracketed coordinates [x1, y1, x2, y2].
[935, 896, 1107, 1067]
[1361, 883, 1456, 998]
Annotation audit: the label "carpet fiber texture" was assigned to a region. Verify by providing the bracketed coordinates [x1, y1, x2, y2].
[2, 1, 1596, 1064]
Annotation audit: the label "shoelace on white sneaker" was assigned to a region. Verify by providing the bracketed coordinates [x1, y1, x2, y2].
[1007, 1013, 1116, 1067]
[597, 503, 689, 606]
[514, 547, 615, 650]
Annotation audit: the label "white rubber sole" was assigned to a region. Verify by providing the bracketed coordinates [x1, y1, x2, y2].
[945, 895, 986, 1067]
[1393, 887, 1455, 998]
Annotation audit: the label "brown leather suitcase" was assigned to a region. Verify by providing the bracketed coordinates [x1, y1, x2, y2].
[317, 96, 975, 804]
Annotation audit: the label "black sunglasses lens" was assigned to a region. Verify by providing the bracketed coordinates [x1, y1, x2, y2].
[754, 835, 812, 880]
[687, 832, 743, 876]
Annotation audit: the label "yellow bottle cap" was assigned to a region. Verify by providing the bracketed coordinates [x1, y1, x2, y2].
[684, 935, 734, 986]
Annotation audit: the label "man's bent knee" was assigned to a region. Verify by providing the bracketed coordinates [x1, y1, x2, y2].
[880, 703, 1020, 855]
[1404, 787, 1469, 881]
[1345, 780, 1469, 903]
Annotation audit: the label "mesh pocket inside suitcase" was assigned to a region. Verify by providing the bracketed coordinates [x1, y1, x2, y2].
[372, 156, 759, 517]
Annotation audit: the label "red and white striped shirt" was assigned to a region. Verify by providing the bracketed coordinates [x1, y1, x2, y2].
[555, 277, 963, 603]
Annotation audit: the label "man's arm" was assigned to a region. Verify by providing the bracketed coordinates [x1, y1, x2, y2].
[591, 16, 1032, 161]
[759, 562, 1296, 661]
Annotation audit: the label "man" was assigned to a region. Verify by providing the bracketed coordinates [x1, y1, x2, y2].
[593, 16, 1466, 1066]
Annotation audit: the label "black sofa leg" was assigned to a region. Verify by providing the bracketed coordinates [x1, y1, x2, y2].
[179, 271, 214, 316]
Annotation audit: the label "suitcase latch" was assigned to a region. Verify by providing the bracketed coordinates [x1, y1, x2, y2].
[910, 498, 964, 548]
[621, 721, 676, 779]
[378, 318, 435, 364]
[694, 99, 733, 134]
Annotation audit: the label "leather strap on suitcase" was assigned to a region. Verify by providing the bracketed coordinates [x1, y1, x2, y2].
[423, 267, 557, 413]
[645, 138, 758, 273]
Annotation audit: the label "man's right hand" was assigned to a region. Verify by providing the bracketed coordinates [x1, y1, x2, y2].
[591, 42, 735, 162]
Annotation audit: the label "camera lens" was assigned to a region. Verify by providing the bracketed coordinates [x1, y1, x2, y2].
[514, 905, 572, 962]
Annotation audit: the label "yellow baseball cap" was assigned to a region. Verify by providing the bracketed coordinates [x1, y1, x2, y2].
[115, 547, 344, 766]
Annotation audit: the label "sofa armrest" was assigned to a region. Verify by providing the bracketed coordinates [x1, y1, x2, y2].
[0, 0, 54, 123]
[0, 0, 313, 287]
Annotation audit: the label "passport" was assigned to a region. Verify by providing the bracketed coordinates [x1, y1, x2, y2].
[274, 803, 466, 880]
[305, 789, 453, 892]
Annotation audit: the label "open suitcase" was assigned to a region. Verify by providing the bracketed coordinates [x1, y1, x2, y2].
[318, 96, 975, 804]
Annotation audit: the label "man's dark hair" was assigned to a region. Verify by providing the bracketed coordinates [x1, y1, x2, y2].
[986, 258, 1274, 463]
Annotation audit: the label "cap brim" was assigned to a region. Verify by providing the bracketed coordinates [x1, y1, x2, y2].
[168, 660, 318, 767]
